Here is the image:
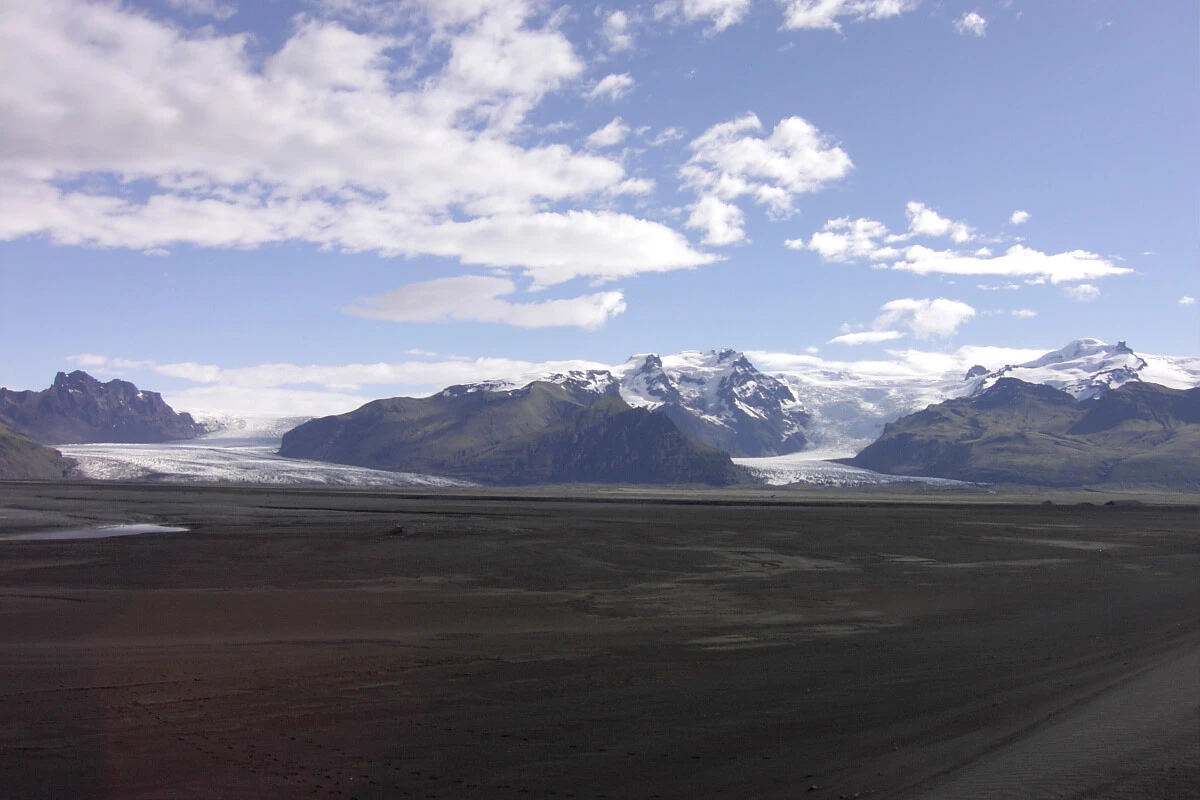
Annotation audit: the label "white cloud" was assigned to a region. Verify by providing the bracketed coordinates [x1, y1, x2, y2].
[168, 385, 372, 419]
[682, 113, 853, 217]
[794, 205, 1134, 284]
[1062, 284, 1101, 302]
[654, 0, 752, 33]
[954, 11, 987, 36]
[780, 0, 919, 32]
[686, 196, 747, 246]
[650, 127, 685, 146]
[893, 245, 1130, 284]
[587, 72, 635, 100]
[787, 217, 894, 262]
[827, 330, 906, 346]
[874, 298, 977, 338]
[904, 201, 973, 243]
[408, 211, 715, 288]
[1011, 308, 1037, 318]
[586, 117, 630, 148]
[1009, 209, 1031, 225]
[143, 247, 170, 257]
[1179, 295, 1196, 306]
[0, 1, 714, 288]
[601, 9, 635, 51]
[346, 275, 626, 330]
[166, 0, 236, 20]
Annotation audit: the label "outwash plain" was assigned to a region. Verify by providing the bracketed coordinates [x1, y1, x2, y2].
[1, 481, 1197, 799]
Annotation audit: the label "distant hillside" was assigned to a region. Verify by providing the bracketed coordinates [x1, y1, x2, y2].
[279, 381, 743, 486]
[847, 379, 1200, 489]
[0, 371, 207, 445]
[0, 421, 73, 479]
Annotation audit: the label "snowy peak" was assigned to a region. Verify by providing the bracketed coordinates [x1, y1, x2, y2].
[440, 370, 618, 400]
[973, 339, 1195, 400]
[613, 349, 808, 457]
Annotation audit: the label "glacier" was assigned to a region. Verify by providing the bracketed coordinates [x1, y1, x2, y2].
[60, 431, 475, 488]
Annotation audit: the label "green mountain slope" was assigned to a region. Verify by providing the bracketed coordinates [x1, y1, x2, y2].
[848, 379, 1200, 489]
[279, 382, 743, 486]
[0, 421, 73, 479]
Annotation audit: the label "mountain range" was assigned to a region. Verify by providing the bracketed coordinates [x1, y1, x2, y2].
[440, 339, 1200, 459]
[2, 339, 1198, 488]
[280, 380, 742, 486]
[849, 379, 1200, 490]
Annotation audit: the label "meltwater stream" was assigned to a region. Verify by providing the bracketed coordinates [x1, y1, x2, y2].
[4, 524, 189, 542]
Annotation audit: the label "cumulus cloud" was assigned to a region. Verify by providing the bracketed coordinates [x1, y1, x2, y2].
[0, 1, 713, 288]
[686, 196, 747, 246]
[786, 217, 894, 262]
[875, 298, 977, 338]
[346, 275, 627, 330]
[827, 330, 906, 346]
[601, 9, 635, 51]
[1009, 209, 1031, 225]
[587, 72, 635, 100]
[780, 0, 919, 32]
[903, 201, 973, 243]
[955, 11, 987, 36]
[1062, 284, 1101, 302]
[1178, 295, 1195, 306]
[681, 113, 853, 219]
[586, 117, 630, 148]
[830, 298, 976, 347]
[794, 204, 1134, 284]
[654, 0, 753, 33]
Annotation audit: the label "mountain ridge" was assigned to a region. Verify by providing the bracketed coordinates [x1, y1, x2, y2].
[0, 371, 208, 445]
[847, 378, 1200, 489]
[279, 380, 743, 486]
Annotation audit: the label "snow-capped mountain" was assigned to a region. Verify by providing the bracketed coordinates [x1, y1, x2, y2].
[441, 352, 808, 458]
[612, 349, 808, 457]
[767, 338, 1200, 456]
[437, 339, 1199, 461]
[968, 338, 1200, 400]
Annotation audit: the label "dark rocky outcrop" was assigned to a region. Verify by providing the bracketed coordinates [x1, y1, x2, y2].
[0, 371, 207, 444]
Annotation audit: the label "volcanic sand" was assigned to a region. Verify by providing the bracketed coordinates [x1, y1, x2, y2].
[0, 482, 1196, 799]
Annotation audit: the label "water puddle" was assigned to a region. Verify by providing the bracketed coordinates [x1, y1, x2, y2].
[4, 524, 189, 542]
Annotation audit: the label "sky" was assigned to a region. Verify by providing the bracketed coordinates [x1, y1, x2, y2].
[1, 0, 1196, 418]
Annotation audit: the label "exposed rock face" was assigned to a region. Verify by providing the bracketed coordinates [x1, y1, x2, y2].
[279, 381, 743, 486]
[0, 371, 207, 444]
[848, 378, 1200, 489]
[0, 421, 73, 479]
[610, 349, 809, 457]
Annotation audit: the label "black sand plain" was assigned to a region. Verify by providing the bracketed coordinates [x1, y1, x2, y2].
[0, 481, 1197, 799]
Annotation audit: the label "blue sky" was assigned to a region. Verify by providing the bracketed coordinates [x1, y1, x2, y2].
[1, 0, 1196, 416]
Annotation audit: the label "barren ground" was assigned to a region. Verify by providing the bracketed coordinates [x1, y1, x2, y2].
[0, 481, 1196, 799]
